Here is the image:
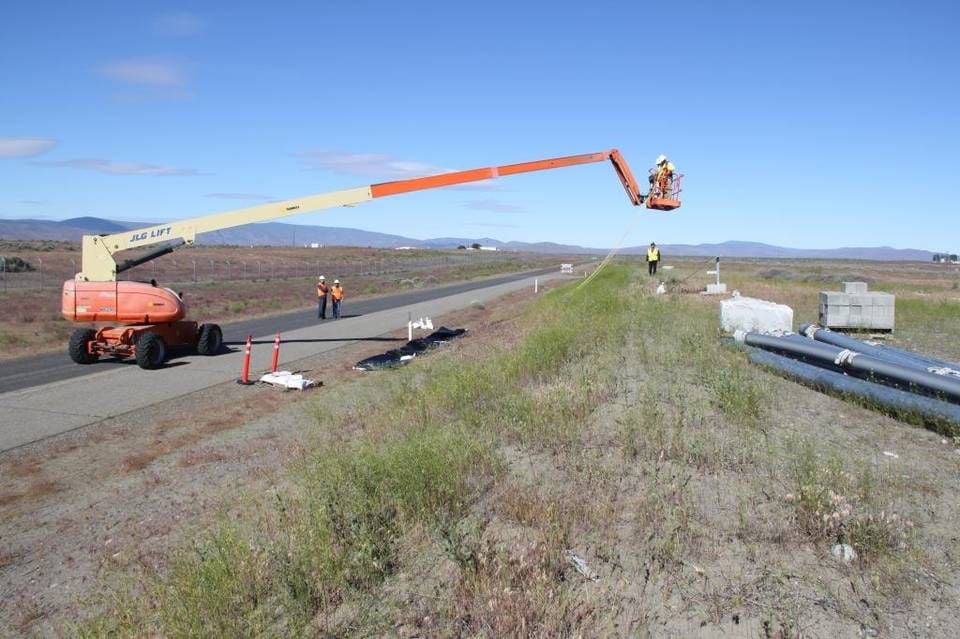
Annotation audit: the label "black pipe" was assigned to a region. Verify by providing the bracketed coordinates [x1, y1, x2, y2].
[799, 323, 960, 373]
[744, 332, 960, 404]
[749, 349, 960, 426]
[115, 240, 185, 275]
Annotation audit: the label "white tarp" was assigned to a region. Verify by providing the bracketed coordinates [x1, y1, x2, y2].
[258, 371, 318, 390]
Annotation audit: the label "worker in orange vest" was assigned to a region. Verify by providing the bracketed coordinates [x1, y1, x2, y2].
[316, 276, 329, 320]
[331, 279, 344, 319]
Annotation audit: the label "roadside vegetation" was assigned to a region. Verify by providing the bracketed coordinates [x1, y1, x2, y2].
[74, 262, 960, 636]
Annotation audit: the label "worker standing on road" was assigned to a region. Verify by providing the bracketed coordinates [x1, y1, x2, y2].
[317, 276, 330, 320]
[647, 242, 661, 276]
[331, 279, 344, 319]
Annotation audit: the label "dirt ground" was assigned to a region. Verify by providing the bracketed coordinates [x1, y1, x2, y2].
[0, 284, 536, 637]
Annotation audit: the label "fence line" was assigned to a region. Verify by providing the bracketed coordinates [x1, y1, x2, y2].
[0, 252, 527, 292]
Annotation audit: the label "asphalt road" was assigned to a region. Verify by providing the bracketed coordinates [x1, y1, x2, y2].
[0, 267, 557, 396]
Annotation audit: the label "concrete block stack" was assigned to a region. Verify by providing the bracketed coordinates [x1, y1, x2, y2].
[819, 281, 895, 331]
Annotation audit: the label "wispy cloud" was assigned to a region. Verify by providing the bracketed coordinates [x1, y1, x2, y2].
[155, 12, 203, 36]
[0, 137, 57, 158]
[33, 158, 202, 177]
[99, 59, 185, 87]
[294, 150, 442, 179]
[462, 199, 523, 214]
[205, 192, 274, 201]
[18, 200, 46, 205]
[293, 149, 500, 190]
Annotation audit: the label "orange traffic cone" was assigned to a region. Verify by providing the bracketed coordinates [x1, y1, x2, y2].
[237, 335, 254, 385]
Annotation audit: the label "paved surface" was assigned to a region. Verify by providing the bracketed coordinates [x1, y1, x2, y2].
[0, 268, 558, 396]
[0, 269, 566, 453]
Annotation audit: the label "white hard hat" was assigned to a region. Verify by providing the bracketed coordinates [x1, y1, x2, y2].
[319, 275, 325, 280]
[334, 279, 340, 284]
[656, 154, 667, 165]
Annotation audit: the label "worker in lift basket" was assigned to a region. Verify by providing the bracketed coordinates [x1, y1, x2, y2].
[648, 155, 676, 199]
[647, 242, 661, 276]
[331, 279, 344, 319]
[316, 276, 330, 320]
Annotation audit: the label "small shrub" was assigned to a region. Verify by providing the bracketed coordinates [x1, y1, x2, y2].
[1, 256, 34, 272]
[784, 439, 914, 557]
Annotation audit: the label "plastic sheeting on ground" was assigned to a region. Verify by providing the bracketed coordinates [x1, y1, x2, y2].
[353, 326, 467, 371]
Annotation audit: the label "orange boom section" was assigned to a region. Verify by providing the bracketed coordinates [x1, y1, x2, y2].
[369, 149, 646, 207]
[62, 280, 187, 323]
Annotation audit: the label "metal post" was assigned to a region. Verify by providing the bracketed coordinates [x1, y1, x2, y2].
[226, 260, 231, 279]
[209, 259, 215, 281]
[243, 261, 247, 279]
[535, 278, 539, 294]
[192, 260, 197, 282]
[715, 257, 721, 287]
[38, 258, 43, 289]
[257, 261, 262, 278]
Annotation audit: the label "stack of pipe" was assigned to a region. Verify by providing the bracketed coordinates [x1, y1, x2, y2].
[742, 326, 960, 425]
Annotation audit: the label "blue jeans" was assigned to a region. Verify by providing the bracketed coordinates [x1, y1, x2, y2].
[332, 299, 341, 319]
[317, 296, 327, 319]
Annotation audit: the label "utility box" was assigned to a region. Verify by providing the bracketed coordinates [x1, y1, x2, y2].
[819, 282, 895, 331]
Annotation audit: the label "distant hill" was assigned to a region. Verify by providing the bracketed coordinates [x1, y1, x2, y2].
[0, 217, 936, 261]
[629, 241, 935, 262]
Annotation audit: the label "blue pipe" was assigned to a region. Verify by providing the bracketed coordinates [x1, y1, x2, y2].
[798, 323, 960, 373]
[748, 349, 960, 426]
[744, 332, 960, 404]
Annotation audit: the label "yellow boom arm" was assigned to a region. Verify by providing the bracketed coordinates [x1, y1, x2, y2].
[77, 149, 653, 282]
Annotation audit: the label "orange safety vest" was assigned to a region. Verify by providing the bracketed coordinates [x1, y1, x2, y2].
[317, 282, 329, 298]
[331, 285, 343, 301]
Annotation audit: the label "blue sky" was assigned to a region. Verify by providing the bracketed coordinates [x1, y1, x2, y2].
[1, 1, 957, 249]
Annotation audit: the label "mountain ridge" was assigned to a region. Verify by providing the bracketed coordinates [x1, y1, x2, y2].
[0, 217, 936, 261]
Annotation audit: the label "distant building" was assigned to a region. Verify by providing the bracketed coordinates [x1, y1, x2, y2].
[309, 242, 321, 248]
[478, 246, 498, 251]
[394, 246, 419, 250]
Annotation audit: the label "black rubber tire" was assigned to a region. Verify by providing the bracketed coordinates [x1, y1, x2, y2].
[196, 323, 223, 356]
[135, 333, 167, 370]
[68, 328, 99, 364]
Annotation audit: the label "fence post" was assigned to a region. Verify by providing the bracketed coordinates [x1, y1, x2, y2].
[226, 260, 231, 279]
[1, 258, 5, 293]
[209, 259, 214, 281]
[243, 261, 247, 279]
[38, 258, 43, 289]
[257, 261, 262, 278]
[192, 260, 197, 282]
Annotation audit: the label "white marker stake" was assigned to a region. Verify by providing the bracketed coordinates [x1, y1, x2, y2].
[535, 278, 539, 294]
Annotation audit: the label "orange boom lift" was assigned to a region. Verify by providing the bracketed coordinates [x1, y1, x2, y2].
[62, 149, 681, 369]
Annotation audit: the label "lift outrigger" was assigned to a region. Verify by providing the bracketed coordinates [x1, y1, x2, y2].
[62, 149, 682, 368]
